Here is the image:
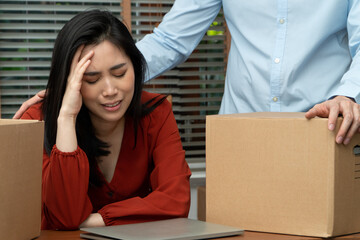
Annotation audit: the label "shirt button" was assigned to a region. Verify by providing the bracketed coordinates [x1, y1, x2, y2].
[272, 97, 278, 102]
[279, 18, 285, 24]
[274, 58, 280, 64]
[107, 191, 114, 197]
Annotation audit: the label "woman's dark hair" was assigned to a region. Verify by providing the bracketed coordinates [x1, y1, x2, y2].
[43, 10, 167, 186]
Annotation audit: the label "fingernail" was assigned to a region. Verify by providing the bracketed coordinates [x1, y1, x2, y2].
[336, 136, 343, 144]
[343, 138, 350, 145]
[329, 124, 335, 131]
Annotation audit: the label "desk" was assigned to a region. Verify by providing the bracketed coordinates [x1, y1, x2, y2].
[37, 230, 360, 240]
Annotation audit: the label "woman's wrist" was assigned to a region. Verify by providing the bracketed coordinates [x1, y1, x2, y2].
[79, 213, 106, 228]
[58, 108, 78, 122]
[56, 112, 78, 152]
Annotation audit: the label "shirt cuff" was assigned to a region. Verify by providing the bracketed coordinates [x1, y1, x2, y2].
[51, 144, 83, 156]
[328, 95, 356, 102]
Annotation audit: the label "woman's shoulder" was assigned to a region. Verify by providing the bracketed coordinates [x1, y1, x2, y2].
[141, 91, 165, 103]
[141, 91, 171, 109]
[141, 91, 172, 122]
[20, 102, 44, 121]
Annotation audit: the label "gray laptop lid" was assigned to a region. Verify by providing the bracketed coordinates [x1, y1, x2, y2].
[80, 218, 243, 240]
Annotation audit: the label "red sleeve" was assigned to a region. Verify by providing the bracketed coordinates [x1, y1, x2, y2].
[98, 98, 191, 225]
[42, 146, 93, 230]
[21, 104, 93, 230]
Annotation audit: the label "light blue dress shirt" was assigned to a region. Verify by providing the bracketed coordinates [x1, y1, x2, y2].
[136, 0, 360, 114]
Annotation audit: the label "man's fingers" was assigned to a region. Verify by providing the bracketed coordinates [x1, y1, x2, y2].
[343, 104, 360, 145]
[37, 89, 46, 98]
[336, 101, 355, 144]
[306, 103, 333, 118]
[305, 107, 317, 119]
[12, 92, 45, 119]
[13, 103, 29, 119]
[327, 103, 340, 131]
[305, 104, 325, 119]
[305, 97, 360, 145]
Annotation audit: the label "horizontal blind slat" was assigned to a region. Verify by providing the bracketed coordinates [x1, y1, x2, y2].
[131, 6, 171, 13]
[133, 34, 225, 41]
[0, 61, 50, 67]
[145, 79, 224, 85]
[0, 4, 122, 12]
[132, 0, 174, 3]
[0, 52, 52, 58]
[0, 23, 70, 30]
[0, 13, 90, 21]
[0, 42, 54, 49]
[4, 0, 121, 2]
[1, 80, 47, 86]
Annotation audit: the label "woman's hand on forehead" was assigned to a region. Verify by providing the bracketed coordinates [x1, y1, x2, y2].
[60, 45, 94, 118]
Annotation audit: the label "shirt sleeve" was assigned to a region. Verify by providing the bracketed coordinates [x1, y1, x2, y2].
[41, 146, 93, 230]
[21, 105, 93, 230]
[333, 0, 360, 103]
[98, 99, 191, 226]
[136, 0, 222, 81]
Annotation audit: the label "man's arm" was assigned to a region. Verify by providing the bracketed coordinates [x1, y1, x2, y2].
[136, 0, 222, 81]
[305, 0, 360, 145]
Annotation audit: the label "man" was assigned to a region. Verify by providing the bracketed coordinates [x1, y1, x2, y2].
[14, 0, 360, 144]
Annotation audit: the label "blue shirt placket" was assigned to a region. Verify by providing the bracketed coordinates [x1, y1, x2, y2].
[270, 0, 288, 112]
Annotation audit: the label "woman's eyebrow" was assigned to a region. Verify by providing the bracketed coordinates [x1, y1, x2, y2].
[83, 71, 100, 76]
[83, 63, 127, 75]
[110, 63, 126, 71]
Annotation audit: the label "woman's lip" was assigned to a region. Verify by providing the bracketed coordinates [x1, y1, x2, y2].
[102, 101, 121, 107]
[102, 101, 121, 111]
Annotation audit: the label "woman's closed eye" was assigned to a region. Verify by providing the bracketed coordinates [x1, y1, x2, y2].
[83, 76, 99, 84]
[112, 70, 126, 78]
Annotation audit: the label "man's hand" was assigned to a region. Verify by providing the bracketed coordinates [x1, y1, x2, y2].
[12, 90, 46, 119]
[305, 96, 360, 145]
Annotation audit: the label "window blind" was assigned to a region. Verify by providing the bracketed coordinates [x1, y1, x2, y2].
[131, 0, 226, 185]
[0, 0, 122, 118]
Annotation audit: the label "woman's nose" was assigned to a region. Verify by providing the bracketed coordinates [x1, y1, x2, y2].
[102, 78, 118, 97]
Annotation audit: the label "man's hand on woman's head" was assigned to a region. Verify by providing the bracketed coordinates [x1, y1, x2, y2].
[305, 96, 360, 145]
[13, 89, 46, 119]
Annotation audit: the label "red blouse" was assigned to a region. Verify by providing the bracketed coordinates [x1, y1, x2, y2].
[21, 91, 191, 230]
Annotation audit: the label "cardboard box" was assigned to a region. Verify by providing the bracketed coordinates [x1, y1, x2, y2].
[0, 119, 44, 240]
[206, 112, 360, 237]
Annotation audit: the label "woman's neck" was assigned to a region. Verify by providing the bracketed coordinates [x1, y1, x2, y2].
[91, 117, 126, 143]
[92, 117, 126, 183]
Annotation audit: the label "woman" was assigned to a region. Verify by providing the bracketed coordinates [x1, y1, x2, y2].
[21, 10, 191, 230]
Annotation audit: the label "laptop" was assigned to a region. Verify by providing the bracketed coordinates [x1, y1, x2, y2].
[80, 218, 243, 240]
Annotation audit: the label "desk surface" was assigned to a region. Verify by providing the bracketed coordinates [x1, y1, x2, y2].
[37, 230, 360, 240]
